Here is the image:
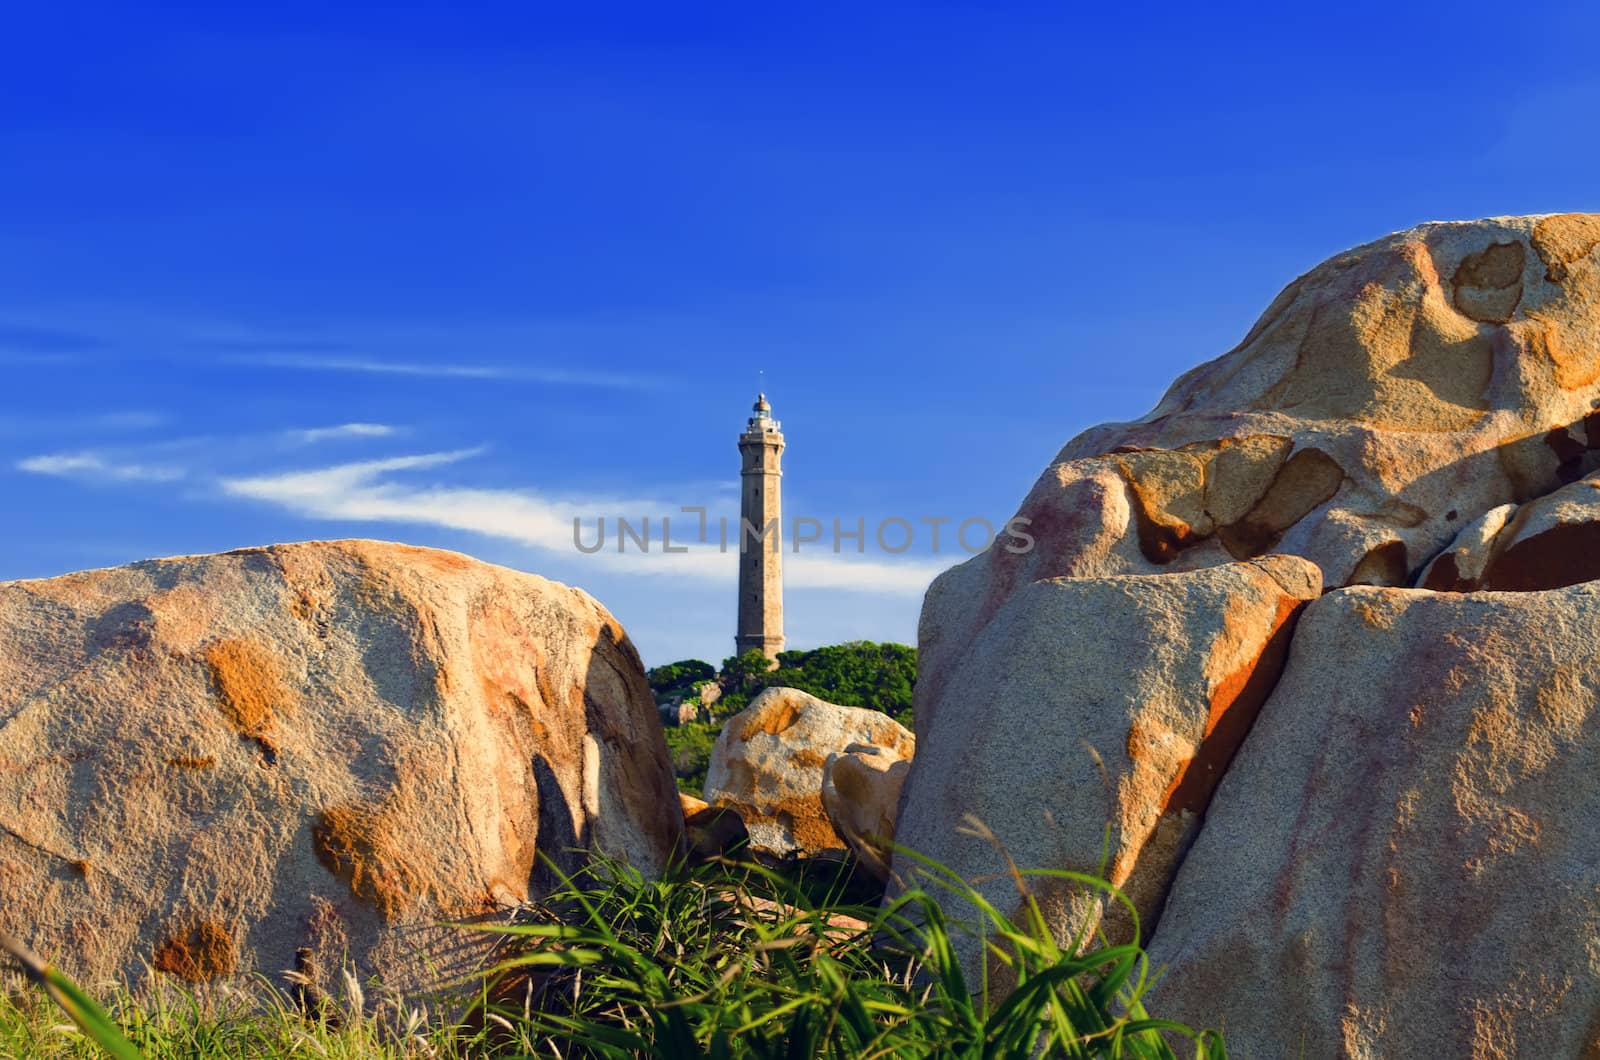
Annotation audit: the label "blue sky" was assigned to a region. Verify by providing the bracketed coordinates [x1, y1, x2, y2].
[3, 2, 1599, 665]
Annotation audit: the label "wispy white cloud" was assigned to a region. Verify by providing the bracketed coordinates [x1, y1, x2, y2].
[14, 418, 943, 600]
[220, 450, 945, 596]
[17, 451, 186, 482]
[787, 551, 944, 596]
[283, 423, 397, 445]
[226, 353, 658, 389]
[230, 354, 508, 379]
[221, 448, 718, 571]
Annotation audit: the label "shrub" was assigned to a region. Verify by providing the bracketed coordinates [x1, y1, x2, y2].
[663, 720, 720, 796]
[717, 649, 776, 687]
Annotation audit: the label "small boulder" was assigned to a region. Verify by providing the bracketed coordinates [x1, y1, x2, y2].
[679, 792, 749, 859]
[658, 701, 699, 726]
[703, 688, 914, 859]
[1416, 503, 1519, 590]
[821, 742, 913, 881]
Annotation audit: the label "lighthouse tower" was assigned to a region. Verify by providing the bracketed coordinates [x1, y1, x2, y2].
[736, 393, 785, 661]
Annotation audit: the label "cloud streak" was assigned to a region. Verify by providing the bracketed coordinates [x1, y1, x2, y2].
[220, 450, 945, 596]
[226, 353, 660, 389]
[17, 451, 186, 483]
[15, 427, 945, 599]
[283, 423, 397, 445]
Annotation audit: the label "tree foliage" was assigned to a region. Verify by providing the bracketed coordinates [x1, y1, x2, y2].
[646, 659, 716, 698]
[766, 641, 916, 716]
[717, 648, 776, 686]
[704, 641, 917, 720]
[662, 722, 718, 796]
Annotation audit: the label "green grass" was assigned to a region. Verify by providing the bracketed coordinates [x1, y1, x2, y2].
[0, 953, 492, 1058]
[475, 848, 1223, 1059]
[1, 848, 1224, 1059]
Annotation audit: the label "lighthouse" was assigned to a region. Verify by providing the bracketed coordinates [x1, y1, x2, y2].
[736, 392, 785, 661]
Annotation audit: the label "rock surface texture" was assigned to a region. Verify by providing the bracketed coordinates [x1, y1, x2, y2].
[1146, 586, 1600, 1058]
[917, 213, 1600, 736]
[679, 792, 748, 859]
[896, 214, 1600, 1049]
[0, 540, 681, 991]
[704, 688, 914, 859]
[1420, 470, 1600, 592]
[895, 555, 1319, 943]
[820, 742, 914, 881]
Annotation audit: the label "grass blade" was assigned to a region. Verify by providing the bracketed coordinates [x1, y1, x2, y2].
[0, 930, 143, 1060]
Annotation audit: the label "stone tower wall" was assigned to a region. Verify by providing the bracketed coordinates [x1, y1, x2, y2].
[736, 425, 784, 659]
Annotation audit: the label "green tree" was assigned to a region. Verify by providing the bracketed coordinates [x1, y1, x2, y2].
[647, 658, 716, 697]
[714, 641, 917, 720]
[766, 641, 916, 716]
[719, 648, 776, 686]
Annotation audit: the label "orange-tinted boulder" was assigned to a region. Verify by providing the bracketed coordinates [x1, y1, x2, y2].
[820, 742, 913, 881]
[0, 540, 680, 991]
[918, 215, 1600, 738]
[679, 791, 748, 859]
[703, 688, 913, 860]
[1420, 471, 1600, 591]
[897, 214, 1600, 1024]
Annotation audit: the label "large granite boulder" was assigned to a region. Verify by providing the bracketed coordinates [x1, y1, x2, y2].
[1145, 585, 1600, 1058]
[0, 540, 681, 991]
[896, 214, 1600, 1038]
[893, 555, 1320, 947]
[704, 688, 913, 859]
[917, 214, 1600, 737]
